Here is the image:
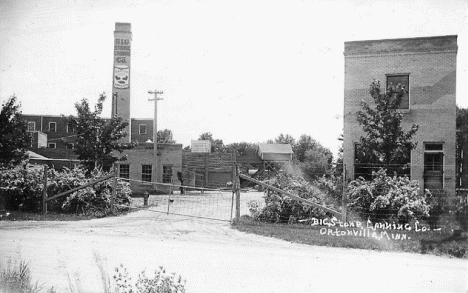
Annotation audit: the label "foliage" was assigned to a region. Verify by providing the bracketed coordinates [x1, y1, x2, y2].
[0, 164, 132, 217]
[272, 133, 296, 146]
[347, 169, 431, 224]
[157, 129, 176, 144]
[64, 93, 133, 170]
[355, 79, 418, 177]
[315, 175, 343, 203]
[197, 132, 225, 153]
[295, 135, 333, 178]
[0, 95, 31, 168]
[114, 265, 186, 293]
[424, 191, 449, 230]
[224, 142, 257, 156]
[60, 168, 132, 217]
[456, 105, 468, 188]
[267, 133, 334, 178]
[250, 173, 338, 223]
[455, 194, 468, 231]
[0, 260, 42, 293]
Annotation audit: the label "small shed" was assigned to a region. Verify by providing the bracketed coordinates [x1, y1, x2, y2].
[257, 144, 293, 162]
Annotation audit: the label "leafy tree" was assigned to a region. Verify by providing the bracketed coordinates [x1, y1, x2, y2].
[225, 142, 257, 156]
[157, 129, 175, 143]
[65, 93, 133, 170]
[0, 95, 31, 167]
[198, 132, 225, 152]
[274, 133, 296, 146]
[456, 105, 468, 188]
[355, 79, 418, 177]
[295, 134, 333, 178]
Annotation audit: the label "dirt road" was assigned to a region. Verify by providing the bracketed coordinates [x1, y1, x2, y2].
[0, 195, 467, 293]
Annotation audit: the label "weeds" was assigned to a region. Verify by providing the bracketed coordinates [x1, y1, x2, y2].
[0, 259, 43, 293]
[1, 256, 186, 293]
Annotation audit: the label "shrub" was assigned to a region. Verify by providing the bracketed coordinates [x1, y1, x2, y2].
[60, 168, 132, 217]
[0, 164, 132, 217]
[455, 195, 468, 231]
[114, 265, 186, 293]
[347, 169, 431, 224]
[314, 175, 343, 203]
[251, 172, 338, 223]
[0, 260, 42, 293]
[0, 163, 44, 212]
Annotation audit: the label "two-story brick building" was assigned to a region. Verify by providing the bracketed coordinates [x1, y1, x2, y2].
[343, 35, 457, 195]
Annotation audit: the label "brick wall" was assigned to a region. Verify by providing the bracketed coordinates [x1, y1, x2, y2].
[118, 143, 182, 195]
[343, 36, 457, 195]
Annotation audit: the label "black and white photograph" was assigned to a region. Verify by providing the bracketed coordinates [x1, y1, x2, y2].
[0, 1, 467, 292]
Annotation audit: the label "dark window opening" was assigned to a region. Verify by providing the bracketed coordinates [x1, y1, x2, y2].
[386, 75, 409, 109]
[142, 164, 152, 182]
[163, 165, 173, 183]
[120, 164, 130, 179]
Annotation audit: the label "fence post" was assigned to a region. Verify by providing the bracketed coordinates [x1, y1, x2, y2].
[235, 164, 241, 220]
[42, 165, 48, 215]
[111, 164, 117, 214]
[341, 164, 347, 222]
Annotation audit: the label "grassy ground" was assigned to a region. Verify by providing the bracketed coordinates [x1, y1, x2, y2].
[231, 217, 468, 258]
[0, 211, 97, 221]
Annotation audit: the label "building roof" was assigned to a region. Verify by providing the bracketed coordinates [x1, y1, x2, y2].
[27, 150, 52, 160]
[258, 143, 293, 155]
[344, 35, 458, 56]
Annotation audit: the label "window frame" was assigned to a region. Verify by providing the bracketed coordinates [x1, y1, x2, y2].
[48, 143, 56, 149]
[162, 165, 173, 183]
[386, 74, 410, 110]
[49, 122, 57, 133]
[67, 124, 74, 133]
[27, 121, 36, 131]
[141, 164, 152, 182]
[139, 124, 147, 135]
[119, 164, 130, 180]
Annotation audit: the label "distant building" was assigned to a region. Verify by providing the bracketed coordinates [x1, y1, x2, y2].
[343, 35, 457, 195]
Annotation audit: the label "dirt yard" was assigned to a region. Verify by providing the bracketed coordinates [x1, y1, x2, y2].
[0, 192, 467, 293]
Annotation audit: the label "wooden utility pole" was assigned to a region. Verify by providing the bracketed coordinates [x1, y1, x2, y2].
[234, 164, 241, 220]
[148, 90, 163, 190]
[42, 165, 48, 214]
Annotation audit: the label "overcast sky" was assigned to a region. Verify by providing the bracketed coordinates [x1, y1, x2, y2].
[1, 0, 467, 156]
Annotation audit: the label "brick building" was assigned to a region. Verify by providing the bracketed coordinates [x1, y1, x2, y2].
[343, 35, 457, 195]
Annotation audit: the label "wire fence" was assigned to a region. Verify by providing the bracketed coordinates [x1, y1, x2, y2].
[121, 177, 242, 222]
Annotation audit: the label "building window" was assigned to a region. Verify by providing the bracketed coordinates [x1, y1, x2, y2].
[66, 143, 74, 150]
[67, 124, 74, 133]
[48, 143, 56, 149]
[27, 121, 36, 131]
[120, 164, 130, 180]
[386, 75, 409, 109]
[425, 143, 443, 151]
[142, 164, 152, 182]
[163, 165, 173, 183]
[49, 122, 56, 132]
[139, 124, 147, 134]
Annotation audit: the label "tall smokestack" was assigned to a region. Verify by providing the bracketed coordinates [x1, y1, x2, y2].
[112, 22, 132, 142]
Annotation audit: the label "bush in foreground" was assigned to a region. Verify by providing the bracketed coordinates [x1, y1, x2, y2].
[248, 173, 338, 223]
[0, 259, 186, 293]
[0, 164, 132, 217]
[347, 169, 431, 224]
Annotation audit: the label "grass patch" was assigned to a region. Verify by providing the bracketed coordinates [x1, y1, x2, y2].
[232, 217, 468, 258]
[0, 211, 97, 222]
